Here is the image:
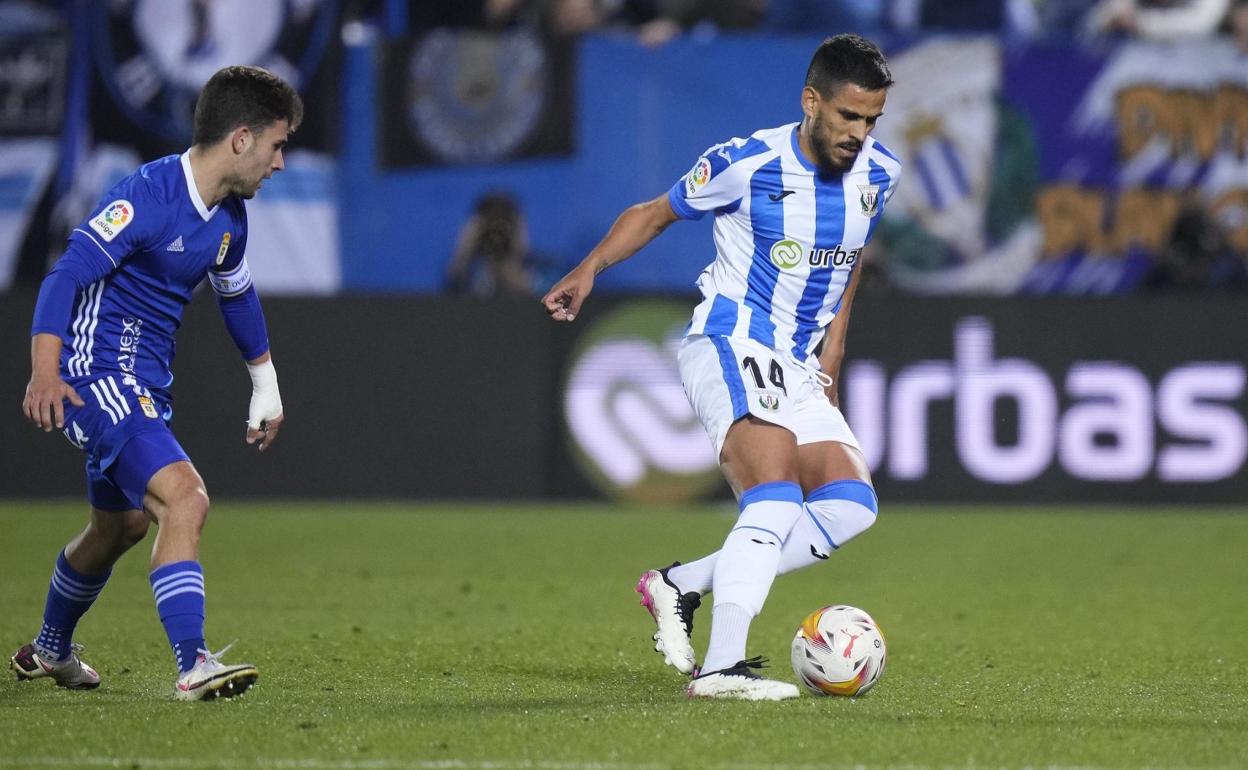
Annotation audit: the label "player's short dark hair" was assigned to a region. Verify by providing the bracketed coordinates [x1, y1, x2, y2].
[805, 34, 894, 98]
[192, 65, 304, 147]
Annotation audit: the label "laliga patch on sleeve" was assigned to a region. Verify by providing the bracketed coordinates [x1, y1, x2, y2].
[208, 257, 252, 297]
[88, 200, 135, 242]
[684, 157, 712, 196]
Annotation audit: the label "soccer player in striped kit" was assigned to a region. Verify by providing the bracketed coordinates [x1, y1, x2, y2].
[11, 66, 299, 701]
[543, 35, 901, 700]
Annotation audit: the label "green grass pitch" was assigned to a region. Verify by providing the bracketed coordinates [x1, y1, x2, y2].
[2, 501, 1246, 769]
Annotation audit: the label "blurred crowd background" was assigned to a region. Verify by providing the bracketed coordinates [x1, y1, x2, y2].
[392, 0, 1248, 45]
[2, 1, 1246, 504]
[1, 0, 1247, 299]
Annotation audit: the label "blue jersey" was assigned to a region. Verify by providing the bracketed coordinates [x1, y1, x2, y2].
[54, 153, 253, 398]
[667, 124, 902, 364]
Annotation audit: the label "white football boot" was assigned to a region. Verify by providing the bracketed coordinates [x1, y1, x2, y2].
[635, 563, 701, 675]
[174, 643, 258, 702]
[10, 643, 101, 690]
[687, 657, 800, 701]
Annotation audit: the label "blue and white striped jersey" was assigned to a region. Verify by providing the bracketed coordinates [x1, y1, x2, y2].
[667, 123, 902, 364]
[57, 153, 251, 397]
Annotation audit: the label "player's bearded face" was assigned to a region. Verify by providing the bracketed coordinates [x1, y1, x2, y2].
[230, 121, 290, 199]
[805, 84, 887, 173]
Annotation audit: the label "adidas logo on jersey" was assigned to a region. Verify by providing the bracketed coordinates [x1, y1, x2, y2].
[166, 236, 185, 253]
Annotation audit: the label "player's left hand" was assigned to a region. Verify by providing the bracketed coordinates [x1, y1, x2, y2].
[246, 413, 283, 452]
[245, 358, 282, 451]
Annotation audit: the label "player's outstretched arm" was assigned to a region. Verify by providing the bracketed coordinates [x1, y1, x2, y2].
[542, 193, 679, 322]
[23, 333, 84, 432]
[817, 256, 866, 409]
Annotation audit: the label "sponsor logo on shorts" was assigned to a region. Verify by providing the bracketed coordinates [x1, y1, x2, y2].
[64, 421, 89, 449]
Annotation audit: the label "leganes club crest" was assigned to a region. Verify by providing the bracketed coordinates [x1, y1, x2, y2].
[858, 184, 879, 217]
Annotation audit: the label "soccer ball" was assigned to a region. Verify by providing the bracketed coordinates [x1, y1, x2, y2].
[790, 604, 886, 697]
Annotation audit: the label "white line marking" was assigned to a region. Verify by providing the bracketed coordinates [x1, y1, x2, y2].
[0, 758, 1129, 770]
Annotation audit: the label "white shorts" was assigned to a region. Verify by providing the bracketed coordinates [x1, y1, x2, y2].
[677, 334, 861, 455]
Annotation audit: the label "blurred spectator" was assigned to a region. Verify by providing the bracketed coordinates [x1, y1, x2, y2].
[761, 0, 889, 38]
[409, 0, 537, 30]
[1033, 0, 1103, 37]
[542, 0, 662, 38]
[1083, 0, 1231, 40]
[446, 192, 537, 297]
[1140, 199, 1247, 291]
[636, 0, 764, 46]
[1229, 0, 1248, 48]
[545, 0, 603, 36]
[0, 0, 61, 35]
[891, 0, 1043, 36]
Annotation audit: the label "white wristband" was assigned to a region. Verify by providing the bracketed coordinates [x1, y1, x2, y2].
[246, 359, 282, 429]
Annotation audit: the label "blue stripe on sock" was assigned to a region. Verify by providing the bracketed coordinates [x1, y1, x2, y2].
[730, 524, 783, 543]
[739, 480, 804, 510]
[804, 506, 839, 550]
[150, 561, 206, 673]
[37, 551, 110, 660]
[807, 479, 878, 514]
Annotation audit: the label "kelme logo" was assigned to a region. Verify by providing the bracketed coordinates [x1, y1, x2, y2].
[770, 239, 803, 269]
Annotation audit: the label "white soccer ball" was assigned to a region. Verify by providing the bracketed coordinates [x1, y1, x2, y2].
[790, 604, 886, 697]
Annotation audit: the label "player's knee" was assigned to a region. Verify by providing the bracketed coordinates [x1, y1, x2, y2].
[119, 509, 151, 547]
[153, 484, 210, 533]
[806, 480, 878, 546]
[182, 486, 210, 529]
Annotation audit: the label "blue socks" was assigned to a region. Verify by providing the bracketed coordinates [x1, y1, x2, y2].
[150, 561, 206, 673]
[35, 551, 111, 661]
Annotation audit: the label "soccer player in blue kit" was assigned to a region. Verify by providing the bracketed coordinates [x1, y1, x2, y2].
[543, 35, 901, 700]
[10, 66, 300, 701]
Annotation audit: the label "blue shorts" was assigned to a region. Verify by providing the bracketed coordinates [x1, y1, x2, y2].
[62, 374, 190, 512]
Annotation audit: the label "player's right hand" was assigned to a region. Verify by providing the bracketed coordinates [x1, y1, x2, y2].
[23, 371, 84, 432]
[542, 267, 594, 322]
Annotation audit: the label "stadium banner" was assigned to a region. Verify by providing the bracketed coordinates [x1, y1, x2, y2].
[555, 296, 1247, 504]
[0, 139, 59, 291]
[872, 37, 1248, 295]
[339, 35, 1248, 294]
[2, 293, 1242, 504]
[376, 29, 575, 168]
[0, 292, 559, 501]
[54, 0, 344, 294]
[0, 20, 67, 289]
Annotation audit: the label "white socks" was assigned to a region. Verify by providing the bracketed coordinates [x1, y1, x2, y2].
[776, 480, 878, 573]
[673, 480, 879, 675]
[668, 480, 879, 594]
[701, 481, 803, 674]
